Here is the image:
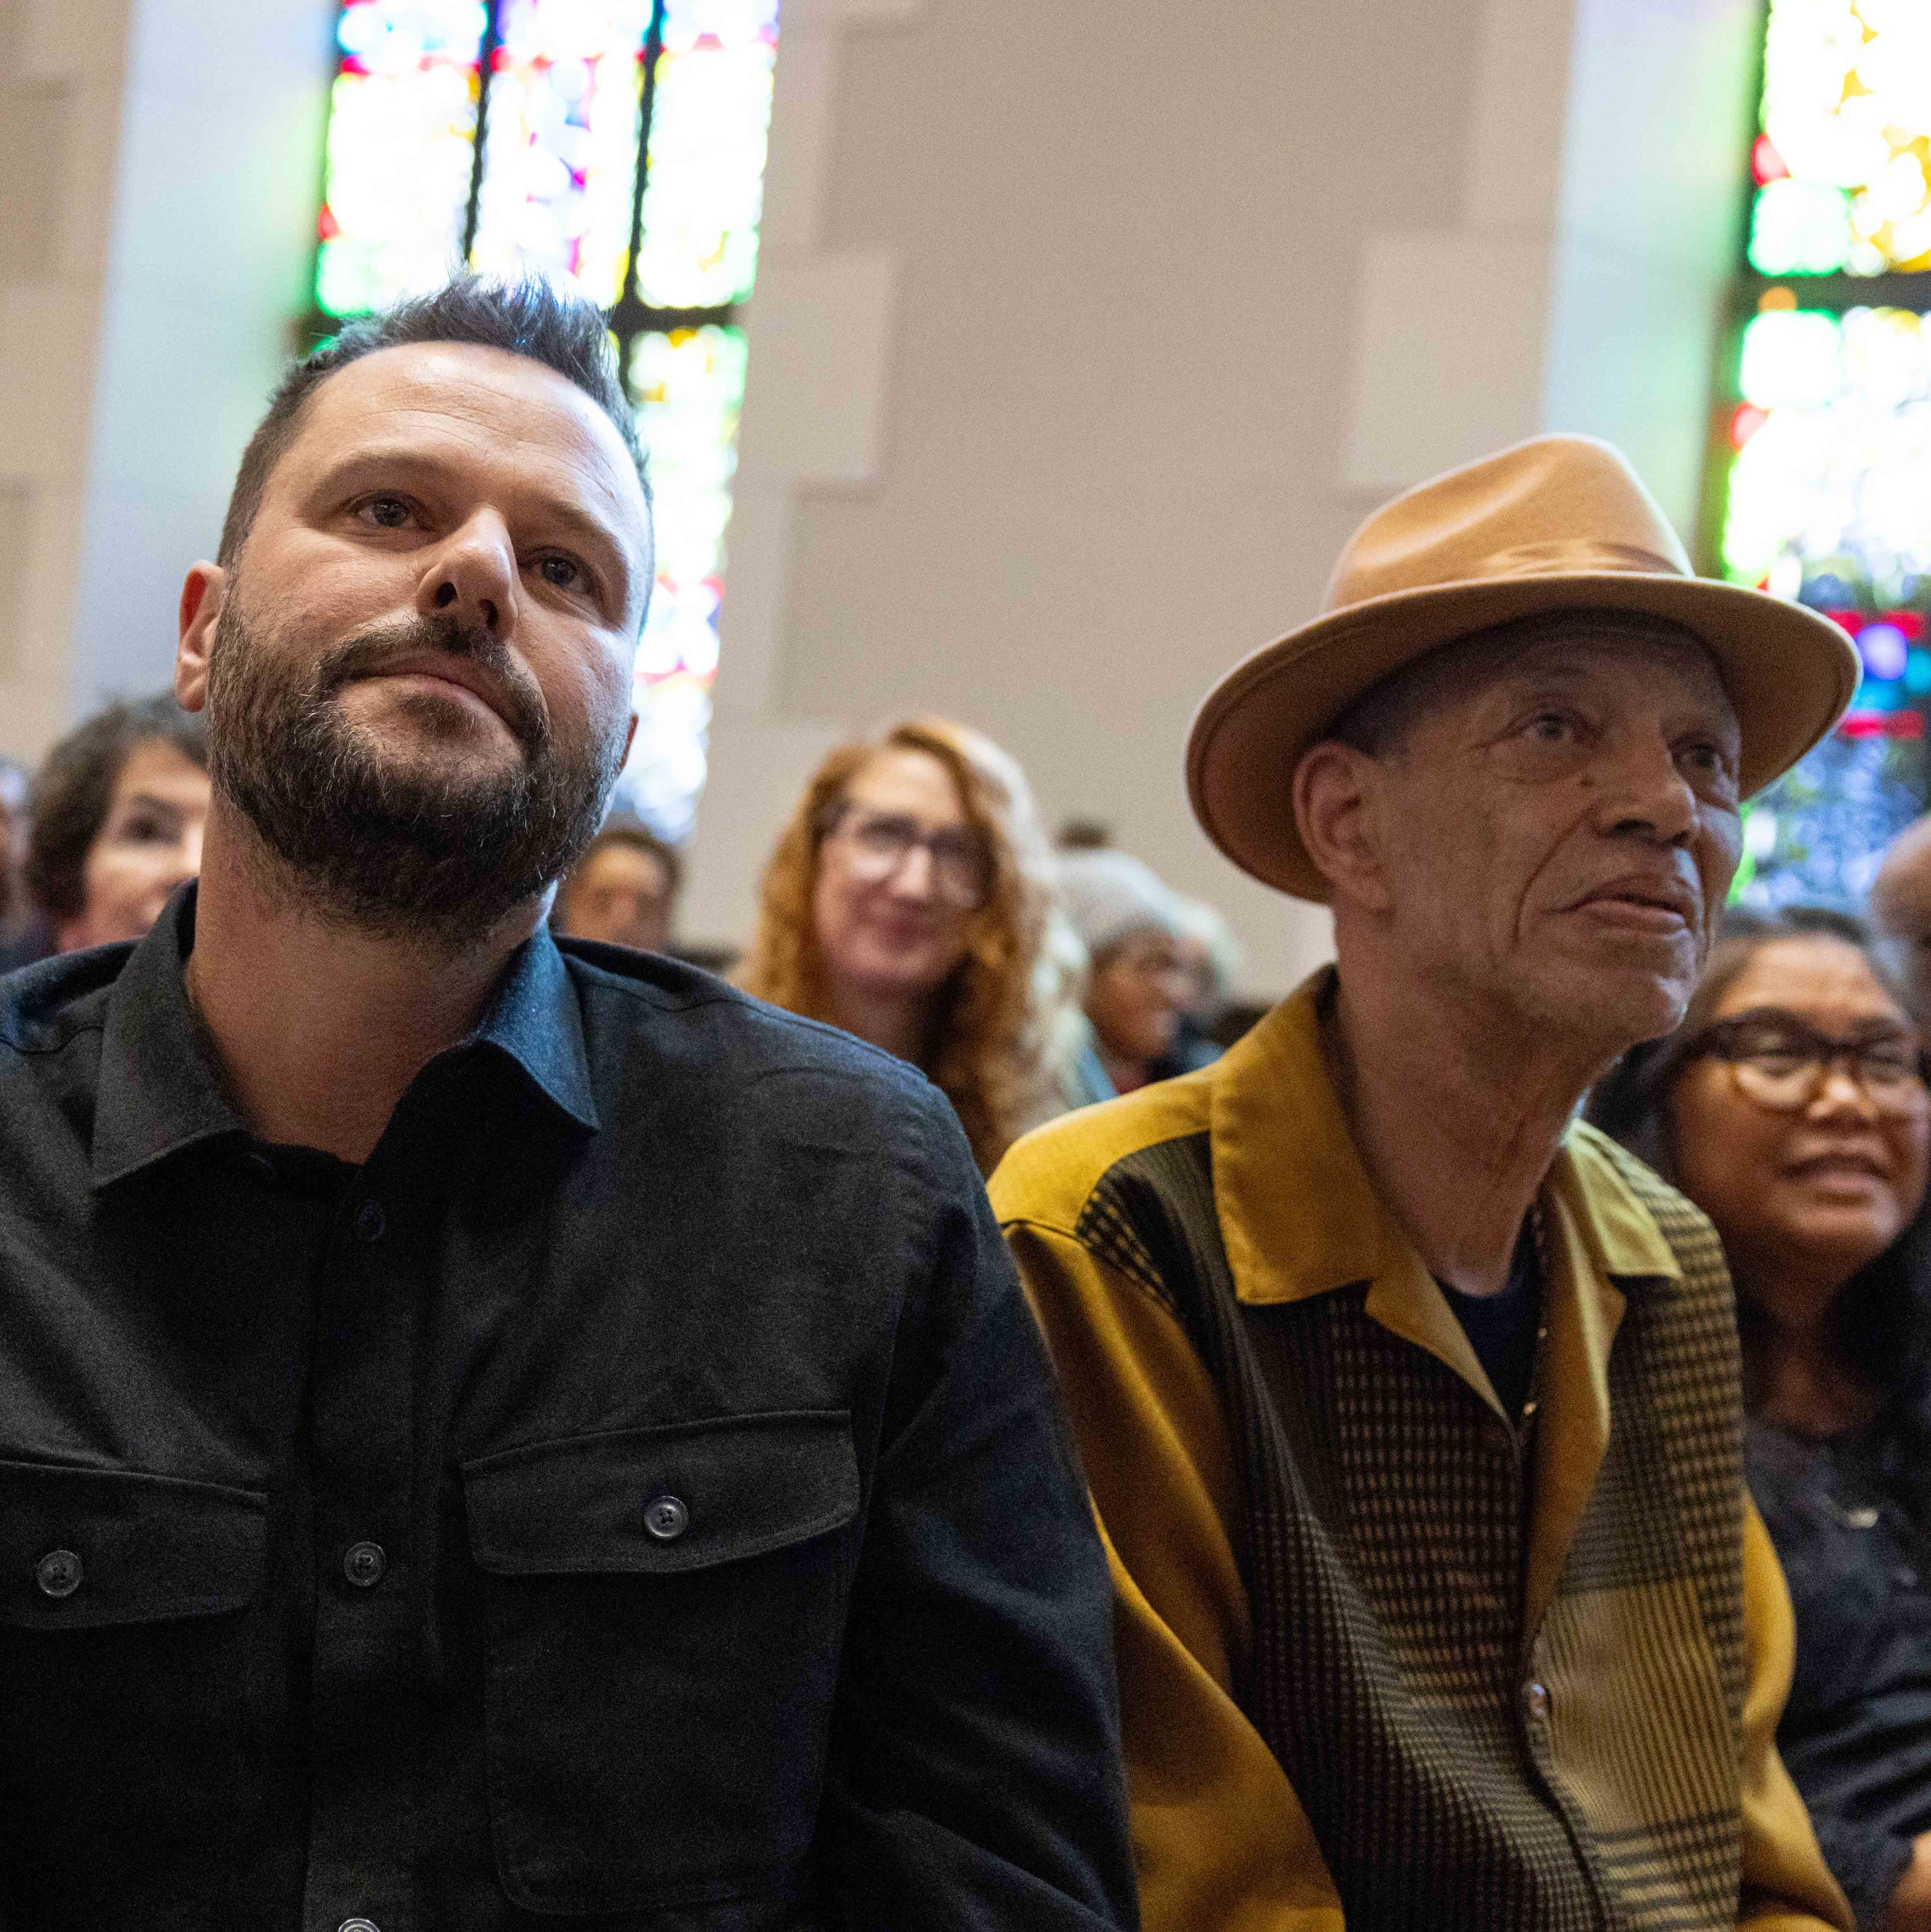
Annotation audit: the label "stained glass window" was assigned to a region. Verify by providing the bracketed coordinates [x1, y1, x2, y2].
[313, 0, 782, 839]
[1712, 0, 1931, 907]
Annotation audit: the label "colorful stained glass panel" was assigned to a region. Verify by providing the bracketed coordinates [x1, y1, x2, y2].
[618, 324, 747, 836]
[317, 0, 488, 316]
[635, 0, 780, 308]
[469, 0, 655, 307]
[1751, 0, 1931, 276]
[1723, 306, 1931, 603]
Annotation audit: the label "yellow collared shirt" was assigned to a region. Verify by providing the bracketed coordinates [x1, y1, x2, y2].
[992, 970, 1850, 1932]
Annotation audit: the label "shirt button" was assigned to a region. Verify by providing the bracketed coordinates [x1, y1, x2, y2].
[342, 1541, 387, 1589]
[1524, 1680, 1551, 1724]
[643, 1495, 690, 1542]
[34, 1549, 83, 1599]
[338, 1919, 381, 1932]
[353, 1199, 386, 1243]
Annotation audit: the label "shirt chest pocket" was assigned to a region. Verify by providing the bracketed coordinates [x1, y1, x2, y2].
[0, 1461, 269, 1863]
[460, 1410, 861, 1917]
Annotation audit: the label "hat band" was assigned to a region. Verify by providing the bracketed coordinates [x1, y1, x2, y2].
[1478, 538, 1686, 580]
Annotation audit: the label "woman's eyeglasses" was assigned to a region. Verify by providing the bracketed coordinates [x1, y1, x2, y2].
[1685, 1010, 1930, 1118]
[824, 806, 992, 910]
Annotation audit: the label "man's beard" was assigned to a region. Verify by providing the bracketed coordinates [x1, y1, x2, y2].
[204, 587, 628, 949]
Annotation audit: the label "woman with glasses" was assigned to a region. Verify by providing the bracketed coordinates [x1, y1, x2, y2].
[741, 717, 1076, 1175]
[1589, 908, 1931, 1932]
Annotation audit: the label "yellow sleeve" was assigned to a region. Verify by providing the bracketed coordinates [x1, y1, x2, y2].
[1736, 1491, 1853, 1932]
[1002, 1218, 1345, 1932]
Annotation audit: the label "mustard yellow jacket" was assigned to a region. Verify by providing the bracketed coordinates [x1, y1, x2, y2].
[991, 975, 1851, 1932]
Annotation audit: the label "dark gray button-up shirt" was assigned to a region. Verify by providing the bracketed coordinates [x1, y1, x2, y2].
[0, 887, 1135, 1932]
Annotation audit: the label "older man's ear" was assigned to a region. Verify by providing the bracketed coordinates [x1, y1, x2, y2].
[1292, 739, 1396, 913]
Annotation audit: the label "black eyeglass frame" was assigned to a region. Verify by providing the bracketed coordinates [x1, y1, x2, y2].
[814, 800, 995, 911]
[1676, 1009, 1931, 1115]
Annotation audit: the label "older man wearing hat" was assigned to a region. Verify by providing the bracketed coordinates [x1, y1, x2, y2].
[991, 435, 1859, 1931]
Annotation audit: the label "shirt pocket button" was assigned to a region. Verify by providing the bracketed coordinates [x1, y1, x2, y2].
[342, 1541, 388, 1589]
[34, 1548, 82, 1599]
[643, 1495, 690, 1542]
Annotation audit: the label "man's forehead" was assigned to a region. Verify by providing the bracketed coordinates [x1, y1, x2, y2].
[1461, 617, 1733, 712]
[294, 341, 642, 506]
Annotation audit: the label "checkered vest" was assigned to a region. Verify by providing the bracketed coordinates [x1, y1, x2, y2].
[1076, 1130, 1748, 1932]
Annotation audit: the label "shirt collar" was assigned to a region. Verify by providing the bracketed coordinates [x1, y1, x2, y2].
[466, 919, 600, 1134]
[91, 884, 598, 1190]
[91, 886, 246, 1187]
[1207, 965, 1680, 1311]
[1207, 965, 1683, 1638]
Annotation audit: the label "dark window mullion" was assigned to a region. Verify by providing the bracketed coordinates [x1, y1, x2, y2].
[461, 0, 506, 263]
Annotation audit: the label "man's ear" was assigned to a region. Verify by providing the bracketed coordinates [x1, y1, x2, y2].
[176, 563, 225, 713]
[1292, 738, 1396, 913]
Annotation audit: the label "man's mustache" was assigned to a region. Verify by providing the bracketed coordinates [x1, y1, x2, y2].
[314, 615, 551, 755]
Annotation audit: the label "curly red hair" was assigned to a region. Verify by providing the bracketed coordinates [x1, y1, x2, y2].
[741, 718, 1069, 1173]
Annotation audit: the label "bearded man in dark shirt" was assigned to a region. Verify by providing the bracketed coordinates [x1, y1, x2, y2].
[0, 276, 1136, 1932]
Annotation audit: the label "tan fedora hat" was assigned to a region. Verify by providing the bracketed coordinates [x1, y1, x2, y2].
[1186, 434, 1862, 901]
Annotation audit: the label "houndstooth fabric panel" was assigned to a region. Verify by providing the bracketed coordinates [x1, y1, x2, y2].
[1081, 1131, 1752, 1932]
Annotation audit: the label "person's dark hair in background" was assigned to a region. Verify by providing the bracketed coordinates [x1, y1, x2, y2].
[551, 810, 682, 953]
[1055, 817, 1114, 853]
[23, 693, 209, 955]
[1590, 906, 1931, 1932]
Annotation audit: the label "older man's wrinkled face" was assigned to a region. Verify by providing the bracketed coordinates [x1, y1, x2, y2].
[1367, 626, 1743, 1049]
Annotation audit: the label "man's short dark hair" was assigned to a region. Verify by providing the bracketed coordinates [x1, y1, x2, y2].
[217, 275, 650, 569]
[24, 695, 209, 921]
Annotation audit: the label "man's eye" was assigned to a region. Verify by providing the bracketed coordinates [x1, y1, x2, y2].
[359, 495, 413, 530]
[536, 554, 587, 592]
[1524, 712, 1573, 743]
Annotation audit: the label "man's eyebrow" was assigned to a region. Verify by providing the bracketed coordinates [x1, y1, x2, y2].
[313, 446, 638, 587]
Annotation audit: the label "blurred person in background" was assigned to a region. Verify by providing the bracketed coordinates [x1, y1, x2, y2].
[1153, 893, 1240, 1077]
[1871, 815, 1931, 1027]
[1057, 847, 1192, 1104]
[0, 755, 29, 950]
[551, 809, 680, 952]
[22, 693, 209, 959]
[742, 716, 1073, 1174]
[1591, 909, 1931, 1932]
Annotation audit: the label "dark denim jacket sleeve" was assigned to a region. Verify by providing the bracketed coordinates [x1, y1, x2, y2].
[819, 1095, 1139, 1930]
[1808, 1807, 1914, 1932]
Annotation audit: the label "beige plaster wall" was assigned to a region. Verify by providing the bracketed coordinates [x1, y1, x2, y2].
[2, 0, 1762, 1003]
[0, 0, 133, 762]
[688, 0, 1764, 995]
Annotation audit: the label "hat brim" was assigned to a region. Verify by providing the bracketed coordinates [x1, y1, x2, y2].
[1186, 571, 1863, 902]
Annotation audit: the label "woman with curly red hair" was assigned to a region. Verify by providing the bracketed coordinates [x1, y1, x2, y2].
[741, 717, 1075, 1174]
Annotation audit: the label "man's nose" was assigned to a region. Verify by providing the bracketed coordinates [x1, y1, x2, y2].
[418, 510, 519, 639]
[1591, 732, 1698, 846]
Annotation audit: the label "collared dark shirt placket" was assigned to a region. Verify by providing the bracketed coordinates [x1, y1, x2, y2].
[303, 1155, 421, 1932]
